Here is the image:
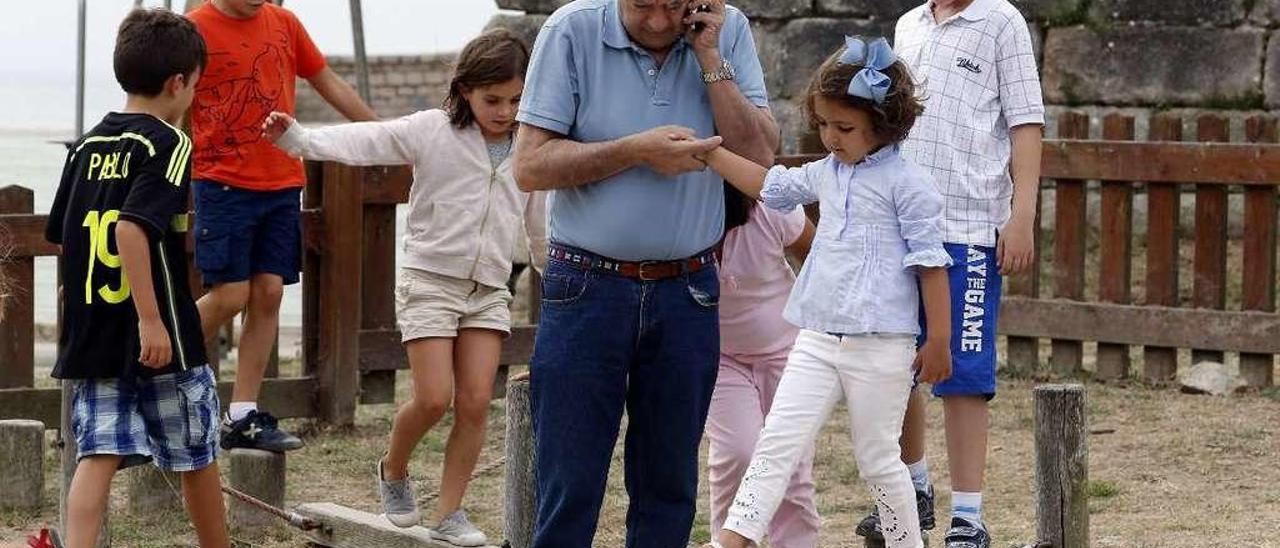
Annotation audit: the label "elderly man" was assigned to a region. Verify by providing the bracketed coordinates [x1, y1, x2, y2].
[513, 0, 777, 545]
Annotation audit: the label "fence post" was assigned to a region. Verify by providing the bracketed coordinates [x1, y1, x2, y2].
[504, 379, 535, 548]
[0, 419, 44, 511]
[126, 467, 181, 515]
[1051, 113, 1089, 378]
[1241, 116, 1278, 388]
[1142, 114, 1183, 384]
[1034, 384, 1088, 548]
[315, 162, 364, 425]
[1191, 115, 1230, 366]
[0, 185, 35, 389]
[229, 448, 287, 533]
[302, 162, 323, 385]
[360, 178, 398, 405]
[1095, 115, 1135, 381]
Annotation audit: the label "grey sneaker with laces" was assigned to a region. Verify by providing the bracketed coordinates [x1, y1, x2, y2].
[376, 458, 421, 528]
[428, 509, 488, 547]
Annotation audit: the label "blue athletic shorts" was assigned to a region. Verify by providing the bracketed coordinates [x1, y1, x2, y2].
[918, 243, 1003, 400]
[71, 366, 220, 472]
[192, 181, 302, 286]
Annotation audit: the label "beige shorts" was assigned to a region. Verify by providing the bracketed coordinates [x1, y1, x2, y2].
[395, 268, 512, 342]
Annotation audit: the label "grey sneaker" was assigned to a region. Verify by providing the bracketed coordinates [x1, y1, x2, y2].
[428, 509, 488, 547]
[376, 458, 420, 528]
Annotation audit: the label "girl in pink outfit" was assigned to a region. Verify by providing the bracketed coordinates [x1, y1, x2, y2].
[706, 186, 817, 548]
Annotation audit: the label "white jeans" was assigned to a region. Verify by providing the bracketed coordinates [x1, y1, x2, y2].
[723, 330, 923, 548]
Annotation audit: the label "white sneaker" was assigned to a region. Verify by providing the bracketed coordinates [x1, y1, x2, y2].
[376, 458, 421, 528]
[428, 509, 488, 547]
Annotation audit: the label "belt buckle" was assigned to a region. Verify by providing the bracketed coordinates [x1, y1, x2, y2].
[637, 261, 664, 281]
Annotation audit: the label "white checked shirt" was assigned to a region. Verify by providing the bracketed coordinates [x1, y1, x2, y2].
[895, 0, 1045, 247]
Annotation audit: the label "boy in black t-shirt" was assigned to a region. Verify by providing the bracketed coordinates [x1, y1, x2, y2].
[45, 9, 229, 548]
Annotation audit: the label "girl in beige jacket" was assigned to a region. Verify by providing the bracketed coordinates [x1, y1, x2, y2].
[263, 29, 540, 546]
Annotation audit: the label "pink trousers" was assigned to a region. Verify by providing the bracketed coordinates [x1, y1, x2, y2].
[706, 352, 820, 547]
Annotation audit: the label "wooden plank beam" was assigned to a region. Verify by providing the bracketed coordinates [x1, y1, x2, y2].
[359, 166, 413, 204]
[999, 297, 1280, 354]
[297, 502, 501, 548]
[0, 377, 317, 426]
[0, 213, 59, 257]
[781, 139, 1280, 185]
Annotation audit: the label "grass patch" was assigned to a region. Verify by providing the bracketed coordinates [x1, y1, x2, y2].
[1088, 479, 1121, 499]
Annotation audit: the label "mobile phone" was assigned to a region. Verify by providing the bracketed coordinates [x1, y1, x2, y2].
[689, 3, 710, 32]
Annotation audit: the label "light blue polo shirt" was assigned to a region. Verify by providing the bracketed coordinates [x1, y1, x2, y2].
[517, 0, 769, 261]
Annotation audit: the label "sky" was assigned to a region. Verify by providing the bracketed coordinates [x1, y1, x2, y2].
[0, 0, 506, 132]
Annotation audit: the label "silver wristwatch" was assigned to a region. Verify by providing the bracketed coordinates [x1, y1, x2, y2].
[702, 59, 735, 85]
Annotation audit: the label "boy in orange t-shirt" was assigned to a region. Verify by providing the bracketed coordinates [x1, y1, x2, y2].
[187, 0, 376, 451]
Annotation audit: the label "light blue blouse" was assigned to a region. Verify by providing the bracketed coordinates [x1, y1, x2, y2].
[761, 145, 952, 335]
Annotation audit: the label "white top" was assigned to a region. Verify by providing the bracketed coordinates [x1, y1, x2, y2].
[276, 109, 546, 288]
[760, 146, 952, 336]
[895, 0, 1045, 247]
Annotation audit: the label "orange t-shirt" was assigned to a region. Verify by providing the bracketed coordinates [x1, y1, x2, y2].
[188, 2, 326, 191]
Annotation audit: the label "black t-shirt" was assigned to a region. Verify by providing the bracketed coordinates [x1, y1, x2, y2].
[45, 112, 207, 379]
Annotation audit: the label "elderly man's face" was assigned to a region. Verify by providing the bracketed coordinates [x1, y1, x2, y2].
[620, 0, 691, 53]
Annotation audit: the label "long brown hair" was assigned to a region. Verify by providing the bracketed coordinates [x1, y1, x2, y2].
[443, 28, 531, 129]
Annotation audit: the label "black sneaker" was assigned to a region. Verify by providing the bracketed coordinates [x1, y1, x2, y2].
[220, 410, 304, 452]
[855, 485, 936, 541]
[943, 517, 990, 548]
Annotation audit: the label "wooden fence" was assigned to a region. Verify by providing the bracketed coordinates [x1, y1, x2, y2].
[782, 111, 1279, 386]
[1, 110, 1277, 427]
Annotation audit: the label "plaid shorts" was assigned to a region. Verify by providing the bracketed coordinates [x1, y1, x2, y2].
[71, 366, 220, 472]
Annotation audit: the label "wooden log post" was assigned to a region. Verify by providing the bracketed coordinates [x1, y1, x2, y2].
[359, 178, 400, 405]
[303, 161, 324, 385]
[1051, 113, 1089, 378]
[1240, 116, 1277, 388]
[1034, 384, 1088, 548]
[1191, 115, 1230, 366]
[1095, 115, 1136, 381]
[0, 186, 36, 389]
[316, 163, 364, 425]
[1004, 170, 1042, 378]
[504, 379, 535, 548]
[0, 419, 45, 511]
[1142, 115, 1183, 384]
[126, 467, 182, 515]
[228, 448, 288, 532]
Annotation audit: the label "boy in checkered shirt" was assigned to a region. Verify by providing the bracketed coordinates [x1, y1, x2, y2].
[856, 1, 1045, 547]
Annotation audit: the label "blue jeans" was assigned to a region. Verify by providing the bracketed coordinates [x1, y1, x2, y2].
[530, 256, 721, 548]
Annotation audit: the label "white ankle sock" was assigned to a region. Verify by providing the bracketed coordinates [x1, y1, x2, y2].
[228, 402, 258, 422]
[906, 458, 930, 492]
[951, 491, 983, 525]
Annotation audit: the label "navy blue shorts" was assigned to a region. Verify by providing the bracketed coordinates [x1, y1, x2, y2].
[193, 181, 301, 286]
[918, 243, 1003, 400]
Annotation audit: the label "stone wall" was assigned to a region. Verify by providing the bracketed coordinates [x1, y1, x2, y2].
[487, 0, 1280, 153]
[295, 54, 456, 123]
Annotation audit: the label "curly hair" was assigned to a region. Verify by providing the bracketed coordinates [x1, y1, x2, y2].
[443, 28, 531, 129]
[804, 39, 924, 144]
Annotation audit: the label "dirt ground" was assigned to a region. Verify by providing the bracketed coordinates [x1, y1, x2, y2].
[3, 364, 1278, 548]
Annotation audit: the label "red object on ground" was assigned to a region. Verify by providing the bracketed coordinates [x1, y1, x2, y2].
[26, 529, 56, 548]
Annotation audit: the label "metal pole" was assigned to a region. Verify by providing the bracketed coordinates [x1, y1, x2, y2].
[349, 0, 372, 104]
[165, 0, 173, 10]
[75, 0, 86, 138]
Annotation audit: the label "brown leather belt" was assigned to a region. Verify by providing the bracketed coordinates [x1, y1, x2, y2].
[547, 242, 718, 281]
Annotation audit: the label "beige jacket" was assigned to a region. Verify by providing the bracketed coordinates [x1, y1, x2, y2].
[277, 109, 545, 288]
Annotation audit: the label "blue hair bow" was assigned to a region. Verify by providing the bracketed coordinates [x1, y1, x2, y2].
[837, 36, 896, 104]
